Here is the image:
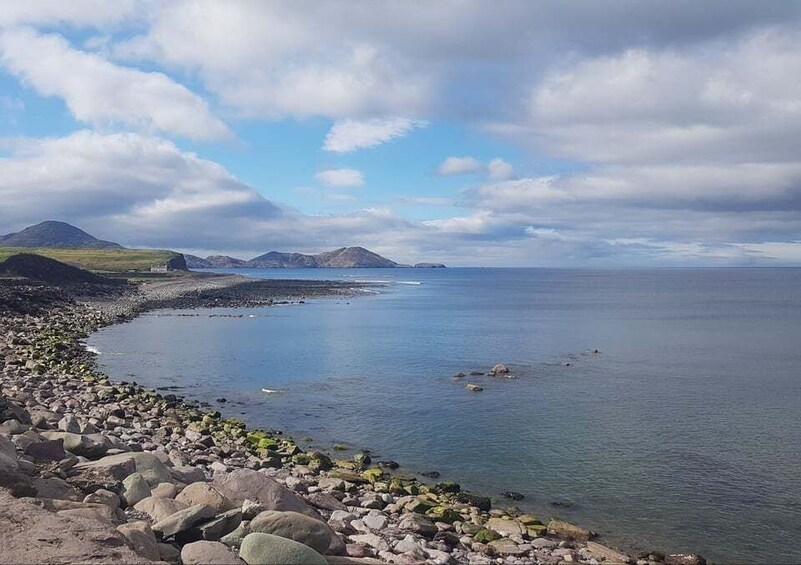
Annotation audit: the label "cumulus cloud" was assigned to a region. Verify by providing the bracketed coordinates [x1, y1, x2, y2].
[0, 0, 140, 28]
[437, 156, 514, 179]
[487, 158, 514, 180]
[4, 3, 801, 265]
[315, 168, 365, 187]
[0, 27, 230, 140]
[437, 157, 484, 176]
[323, 117, 426, 152]
[528, 29, 801, 166]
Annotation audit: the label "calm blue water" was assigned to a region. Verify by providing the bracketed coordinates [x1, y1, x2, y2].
[90, 268, 801, 563]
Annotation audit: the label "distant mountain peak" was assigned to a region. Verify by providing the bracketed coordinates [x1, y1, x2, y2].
[0, 220, 123, 249]
[250, 246, 398, 268]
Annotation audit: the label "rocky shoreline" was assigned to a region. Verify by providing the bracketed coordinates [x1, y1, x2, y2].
[0, 274, 706, 565]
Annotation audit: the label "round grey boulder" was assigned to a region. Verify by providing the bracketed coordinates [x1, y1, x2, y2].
[239, 533, 327, 565]
[250, 510, 339, 555]
[181, 540, 243, 564]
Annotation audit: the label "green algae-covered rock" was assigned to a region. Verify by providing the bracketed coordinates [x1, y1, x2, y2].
[406, 497, 436, 514]
[328, 470, 368, 484]
[527, 524, 547, 538]
[517, 514, 542, 526]
[361, 467, 386, 483]
[432, 480, 460, 494]
[473, 528, 501, 543]
[426, 505, 461, 524]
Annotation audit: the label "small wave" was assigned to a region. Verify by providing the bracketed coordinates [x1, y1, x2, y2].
[85, 345, 102, 355]
[261, 388, 281, 394]
[351, 279, 421, 285]
[352, 288, 381, 294]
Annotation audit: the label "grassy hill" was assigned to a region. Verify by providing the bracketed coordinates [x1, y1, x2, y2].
[0, 247, 183, 273]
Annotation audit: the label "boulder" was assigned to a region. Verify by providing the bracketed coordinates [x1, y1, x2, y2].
[152, 482, 178, 499]
[58, 415, 81, 434]
[158, 542, 181, 563]
[220, 521, 251, 549]
[0, 490, 150, 563]
[239, 532, 328, 565]
[24, 438, 65, 462]
[79, 452, 171, 486]
[176, 481, 236, 513]
[56, 507, 116, 524]
[171, 465, 206, 484]
[51, 432, 108, 459]
[489, 538, 525, 555]
[466, 383, 483, 392]
[134, 496, 189, 522]
[0, 434, 24, 487]
[250, 510, 341, 555]
[547, 519, 594, 542]
[486, 517, 526, 536]
[121, 472, 151, 507]
[586, 541, 633, 564]
[397, 513, 437, 538]
[84, 489, 120, 509]
[73, 455, 136, 481]
[176, 509, 243, 544]
[117, 521, 160, 561]
[490, 364, 509, 375]
[31, 476, 81, 501]
[181, 540, 244, 564]
[213, 469, 321, 520]
[152, 504, 216, 538]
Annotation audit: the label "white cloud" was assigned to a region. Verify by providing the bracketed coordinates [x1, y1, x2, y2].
[487, 158, 514, 180]
[436, 156, 484, 176]
[0, 0, 140, 28]
[315, 168, 365, 187]
[323, 117, 426, 152]
[528, 29, 801, 165]
[437, 156, 514, 179]
[115, 1, 434, 119]
[0, 27, 230, 140]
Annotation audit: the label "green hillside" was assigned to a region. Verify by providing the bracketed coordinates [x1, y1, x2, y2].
[0, 247, 183, 273]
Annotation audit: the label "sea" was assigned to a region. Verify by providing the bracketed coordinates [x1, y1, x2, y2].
[88, 267, 801, 564]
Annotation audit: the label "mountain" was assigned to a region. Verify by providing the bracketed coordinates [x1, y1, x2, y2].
[186, 246, 443, 269]
[183, 254, 212, 268]
[249, 247, 398, 268]
[0, 221, 123, 249]
[184, 255, 248, 269]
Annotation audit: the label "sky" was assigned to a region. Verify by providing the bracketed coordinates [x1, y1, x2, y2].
[2, 1, 801, 266]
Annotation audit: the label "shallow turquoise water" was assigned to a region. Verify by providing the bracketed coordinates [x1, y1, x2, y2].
[90, 268, 801, 563]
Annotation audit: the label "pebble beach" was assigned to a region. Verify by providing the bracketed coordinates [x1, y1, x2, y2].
[0, 273, 707, 565]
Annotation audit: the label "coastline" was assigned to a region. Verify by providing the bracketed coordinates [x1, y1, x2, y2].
[0, 274, 705, 565]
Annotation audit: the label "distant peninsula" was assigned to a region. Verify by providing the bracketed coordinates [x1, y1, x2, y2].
[0, 221, 445, 270]
[185, 247, 446, 269]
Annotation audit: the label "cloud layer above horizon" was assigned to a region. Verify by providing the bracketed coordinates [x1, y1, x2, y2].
[2, 1, 801, 266]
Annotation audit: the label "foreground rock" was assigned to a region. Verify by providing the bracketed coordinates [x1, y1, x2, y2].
[0, 490, 151, 563]
[181, 540, 243, 564]
[250, 510, 342, 554]
[239, 532, 328, 565]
